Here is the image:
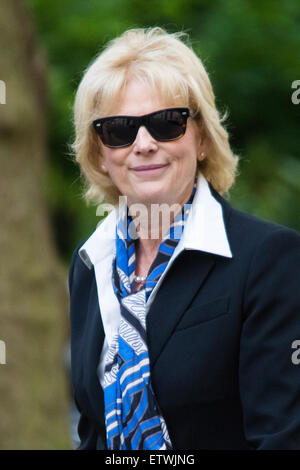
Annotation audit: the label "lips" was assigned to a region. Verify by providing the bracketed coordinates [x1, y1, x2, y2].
[131, 164, 169, 171]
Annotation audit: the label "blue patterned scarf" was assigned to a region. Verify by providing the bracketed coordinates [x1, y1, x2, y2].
[103, 178, 197, 449]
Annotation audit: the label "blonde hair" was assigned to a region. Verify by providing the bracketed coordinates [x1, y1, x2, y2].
[72, 27, 239, 206]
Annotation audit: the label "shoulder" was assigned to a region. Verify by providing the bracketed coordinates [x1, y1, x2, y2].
[68, 239, 98, 346]
[68, 238, 95, 297]
[210, 184, 299, 248]
[214, 187, 300, 256]
[231, 203, 298, 235]
[230, 205, 300, 257]
[210, 186, 300, 279]
[226, 206, 300, 317]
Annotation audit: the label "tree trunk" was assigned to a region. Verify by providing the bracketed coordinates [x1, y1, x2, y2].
[0, 0, 71, 449]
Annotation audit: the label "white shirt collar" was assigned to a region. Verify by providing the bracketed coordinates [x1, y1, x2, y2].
[79, 172, 232, 269]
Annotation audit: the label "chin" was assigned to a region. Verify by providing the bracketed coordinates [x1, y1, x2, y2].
[133, 182, 171, 202]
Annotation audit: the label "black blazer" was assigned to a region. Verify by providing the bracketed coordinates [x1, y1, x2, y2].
[68, 185, 300, 450]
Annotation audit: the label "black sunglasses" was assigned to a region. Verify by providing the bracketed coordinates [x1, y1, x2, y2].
[93, 107, 190, 148]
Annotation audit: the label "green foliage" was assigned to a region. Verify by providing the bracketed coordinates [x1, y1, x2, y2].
[27, 0, 300, 262]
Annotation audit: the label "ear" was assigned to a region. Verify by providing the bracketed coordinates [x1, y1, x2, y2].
[100, 162, 108, 173]
[197, 136, 208, 163]
[193, 121, 209, 163]
[198, 152, 205, 164]
[98, 155, 108, 174]
[94, 136, 108, 173]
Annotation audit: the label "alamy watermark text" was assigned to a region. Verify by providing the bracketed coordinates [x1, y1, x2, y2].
[291, 80, 300, 104]
[0, 340, 6, 364]
[0, 80, 6, 104]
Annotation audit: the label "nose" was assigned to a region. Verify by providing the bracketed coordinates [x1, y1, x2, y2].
[133, 126, 158, 155]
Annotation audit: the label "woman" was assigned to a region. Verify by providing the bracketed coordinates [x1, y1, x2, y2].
[69, 27, 300, 450]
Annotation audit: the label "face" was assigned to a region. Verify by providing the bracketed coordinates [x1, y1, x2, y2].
[99, 78, 206, 207]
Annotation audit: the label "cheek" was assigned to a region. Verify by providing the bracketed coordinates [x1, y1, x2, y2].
[102, 148, 128, 170]
[176, 143, 199, 169]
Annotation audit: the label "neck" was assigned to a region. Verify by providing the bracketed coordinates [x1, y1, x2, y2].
[135, 237, 162, 263]
[128, 178, 196, 278]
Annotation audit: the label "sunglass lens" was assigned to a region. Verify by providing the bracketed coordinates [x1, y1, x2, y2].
[148, 109, 186, 141]
[101, 117, 138, 147]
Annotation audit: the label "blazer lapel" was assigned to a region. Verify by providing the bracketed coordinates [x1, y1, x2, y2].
[146, 250, 216, 369]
